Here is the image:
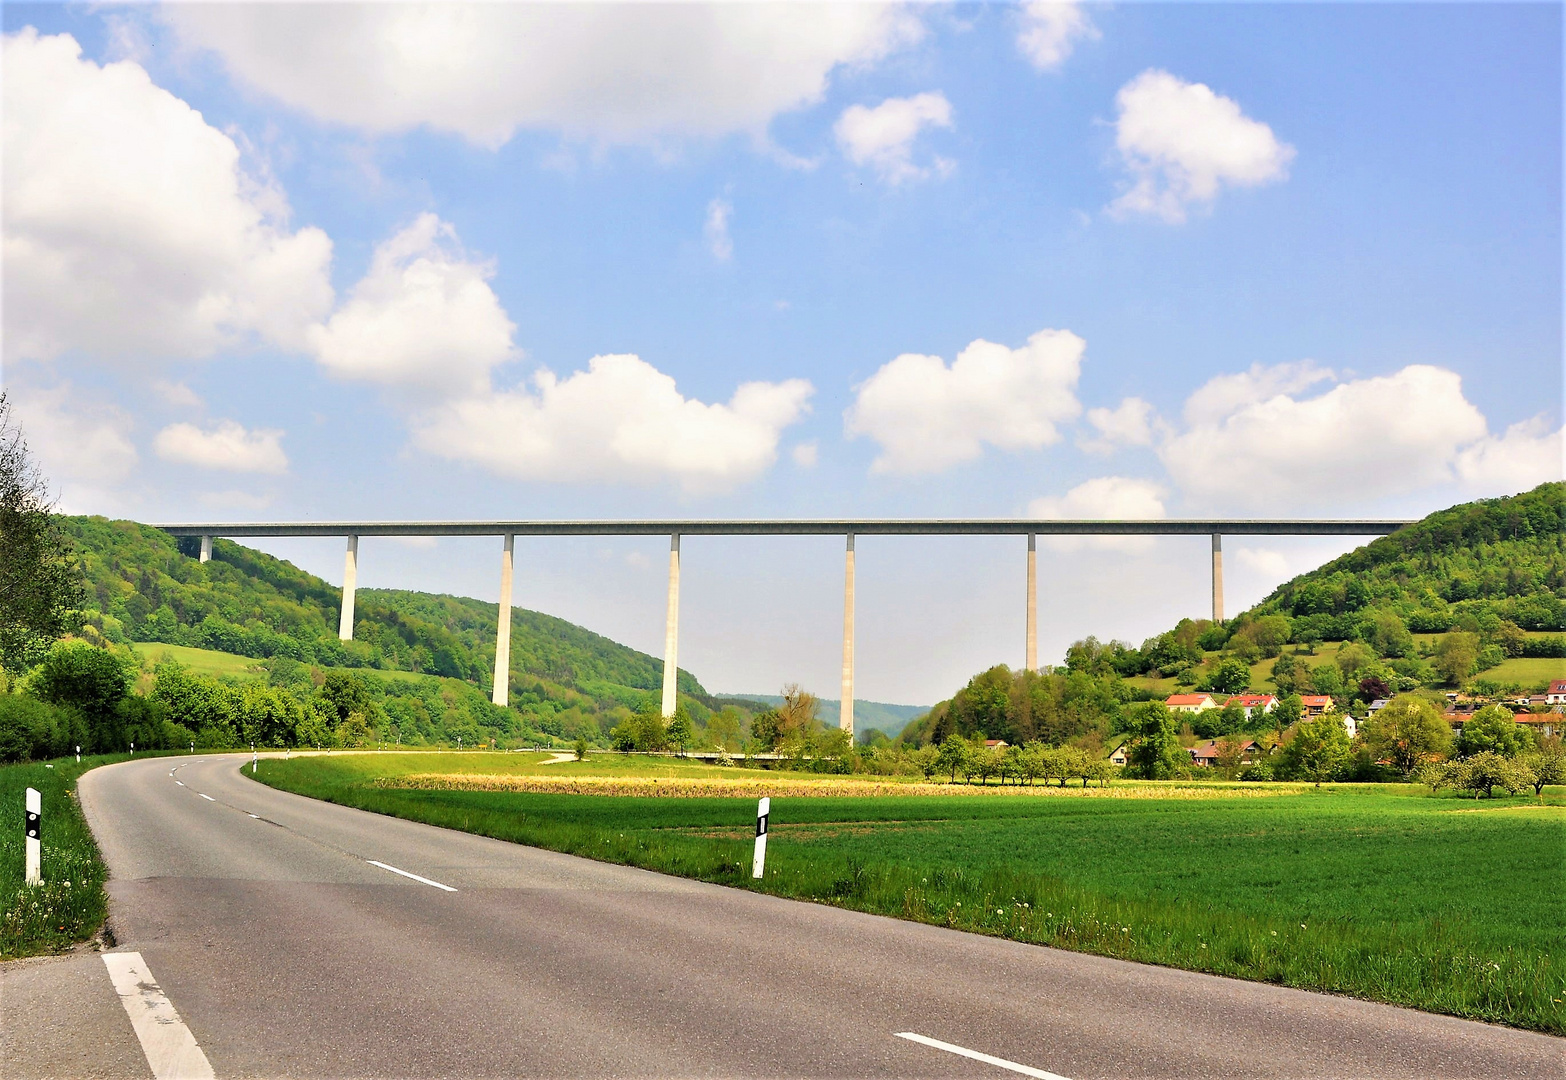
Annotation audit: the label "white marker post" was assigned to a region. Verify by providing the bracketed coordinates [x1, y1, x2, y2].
[75, 745, 80, 763]
[252, 743, 257, 774]
[25, 787, 41, 886]
[752, 796, 770, 879]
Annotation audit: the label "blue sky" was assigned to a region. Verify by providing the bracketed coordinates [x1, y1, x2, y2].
[3, 3, 1560, 705]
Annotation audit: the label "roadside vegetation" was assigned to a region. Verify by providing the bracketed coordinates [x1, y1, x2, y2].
[256, 751, 1565, 1035]
[0, 753, 138, 958]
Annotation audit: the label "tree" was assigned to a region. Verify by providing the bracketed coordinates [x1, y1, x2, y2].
[1455, 705, 1529, 758]
[935, 736, 970, 782]
[1204, 656, 1251, 695]
[1335, 643, 1375, 682]
[1125, 702, 1187, 780]
[1519, 743, 1565, 795]
[1432, 633, 1480, 686]
[1272, 693, 1304, 736]
[1269, 653, 1302, 695]
[707, 707, 742, 751]
[913, 744, 940, 781]
[1357, 675, 1391, 702]
[1308, 662, 1344, 697]
[1194, 702, 1245, 739]
[776, 684, 821, 743]
[1277, 713, 1352, 786]
[0, 393, 84, 672]
[573, 736, 588, 760]
[29, 639, 132, 750]
[665, 709, 694, 755]
[1359, 694, 1453, 776]
[1365, 611, 1414, 659]
[1424, 751, 1529, 799]
[1211, 736, 1250, 779]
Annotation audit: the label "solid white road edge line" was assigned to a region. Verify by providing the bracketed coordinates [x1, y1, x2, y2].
[102, 952, 216, 1080]
[198, 794, 215, 801]
[368, 859, 457, 892]
[894, 1032, 1071, 1080]
[174, 781, 184, 786]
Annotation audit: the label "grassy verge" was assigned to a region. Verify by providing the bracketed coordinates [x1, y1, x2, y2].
[257, 753, 1565, 1034]
[0, 754, 171, 958]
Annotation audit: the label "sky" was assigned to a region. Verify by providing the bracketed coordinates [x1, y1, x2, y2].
[3, 2, 1561, 706]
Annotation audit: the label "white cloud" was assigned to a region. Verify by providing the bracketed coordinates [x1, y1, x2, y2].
[845, 329, 1084, 474]
[1109, 69, 1295, 223]
[792, 442, 819, 468]
[6, 382, 139, 513]
[153, 380, 204, 410]
[1016, 2, 1099, 71]
[154, 421, 288, 475]
[705, 198, 734, 261]
[1080, 396, 1157, 454]
[413, 353, 812, 494]
[1028, 476, 1166, 552]
[307, 214, 516, 396]
[1181, 360, 1333, 427]
[835, 92, 954, 184]
[197, 489, 275, 512]
[1234, 546, 1290, 579]
[3, 29, 334, 363]
[162, 5, 923, 149]
[1156, 363, 1560, 509]
[1454, 416, 1563, 494]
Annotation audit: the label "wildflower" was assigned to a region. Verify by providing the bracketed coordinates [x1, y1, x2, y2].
[997, 909, 1005, 916]
[1270, 930, 1278, 936]
[1301, 924, 1307, 929]
[1200, 943, 1207, 949]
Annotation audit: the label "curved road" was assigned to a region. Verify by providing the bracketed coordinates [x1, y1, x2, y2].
[6, 754, 1561, 1079]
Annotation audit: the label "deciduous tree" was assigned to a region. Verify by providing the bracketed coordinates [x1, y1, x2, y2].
[1359, 694, 1453, 776]
[0, 393, 83, 671]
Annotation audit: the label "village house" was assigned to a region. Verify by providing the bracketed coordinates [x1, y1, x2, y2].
[1546, 680, 1566, 705]
[1225, 694, 1277, 717]
[1517, 713, 1563, 740]
[1107, 741, 1129, 766]
[1367, 698, 1392, 715]
[1187, 739, 1262, 768]
[983, 739, 1008, 750]
[1299, 695, 1334, 717]
[1165, 693, 1217, 713]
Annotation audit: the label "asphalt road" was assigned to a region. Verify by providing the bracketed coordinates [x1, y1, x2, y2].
[8, 753, 1561, 1079]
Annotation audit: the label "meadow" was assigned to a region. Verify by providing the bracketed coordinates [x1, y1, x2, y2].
[257, 752, 1565, 1034]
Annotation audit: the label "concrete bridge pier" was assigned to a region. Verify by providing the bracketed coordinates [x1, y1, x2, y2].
[841, 533, 855, 738]
[1025, 533, 1037, 672]
[1211, 534, 1224, 623]
[199, 536, 212, 563]
[660, 535, 681, 718]
[338, 535, 359, 641]
[492, 534, 514, 707]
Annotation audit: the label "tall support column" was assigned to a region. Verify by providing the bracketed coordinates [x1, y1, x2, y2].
[338, 535, 359, 641]
[1025, 533, 1037, 672]
[841, 533, 855, 739]
[660, 535, 681, 718]
[492, 534, 514, 707]
[199, 535, 212, 563]
[1211, 534, 1224, 623]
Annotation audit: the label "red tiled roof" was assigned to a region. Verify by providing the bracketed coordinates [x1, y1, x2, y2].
[1228, 694, 1276, 706]
[1165, 694, 1212, 706]
[1300, 695, 1333, 706]
[1549, 680, 1566, 694]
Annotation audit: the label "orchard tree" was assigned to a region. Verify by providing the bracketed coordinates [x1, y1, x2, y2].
[665, 708, 694, 755]
[1520, 743, 1565, 796]
[0, 392, 83, 671]
[1125, 702, 1187, 780]
[936, 736, 970, 782]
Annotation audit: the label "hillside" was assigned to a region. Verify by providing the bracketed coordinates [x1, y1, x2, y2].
[66, 517, 706, 728]
[1079, 483, 1566, 693]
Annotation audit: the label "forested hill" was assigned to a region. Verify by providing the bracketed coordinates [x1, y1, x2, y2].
[64, 517, 705, 716]
[1243, 482, 1566, 637]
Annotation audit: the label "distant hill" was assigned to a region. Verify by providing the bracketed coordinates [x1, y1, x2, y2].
[730, 694, 929, 734]
[65, 518, 706, 726]
[1085, 483, 1566, 686]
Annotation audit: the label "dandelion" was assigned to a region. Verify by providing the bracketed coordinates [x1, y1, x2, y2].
[1270, 930, 1278, 936]
[1200, 943, 1207, 949]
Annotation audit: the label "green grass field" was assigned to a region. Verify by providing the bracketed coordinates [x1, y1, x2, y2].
[256, 752, 1565, 1034]
[0, 754, 155, 958]
[131, 643, 265, 679]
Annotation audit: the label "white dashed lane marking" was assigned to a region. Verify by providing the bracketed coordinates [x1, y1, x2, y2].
[198, 794, 215, 801]
[895, 1032, 1071, 1080]
[367, 860, 457, 892]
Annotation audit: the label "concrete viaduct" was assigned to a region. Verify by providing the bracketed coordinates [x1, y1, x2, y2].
[162, 518, 1412, 738]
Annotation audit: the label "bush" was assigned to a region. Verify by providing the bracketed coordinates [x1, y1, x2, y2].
[0, 694, 76, 763]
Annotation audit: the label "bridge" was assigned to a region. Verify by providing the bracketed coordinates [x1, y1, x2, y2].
[155, 518, 1413, 735]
